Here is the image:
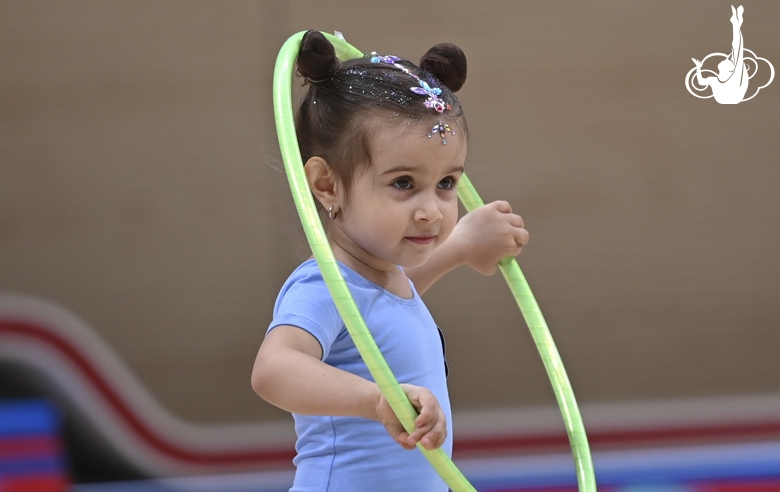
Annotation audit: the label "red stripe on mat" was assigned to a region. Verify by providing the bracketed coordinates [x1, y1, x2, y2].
[2, 320, 779, 468]
[1, 475, 69, 492]
[1, 321, 294, 466]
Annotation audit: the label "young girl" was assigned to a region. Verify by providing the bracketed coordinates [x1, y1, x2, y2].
[252, 30, 528, 491]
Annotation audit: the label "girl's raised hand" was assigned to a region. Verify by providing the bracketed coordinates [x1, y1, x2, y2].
[449, 200, 529, 275]
[375, 383, 447, 451]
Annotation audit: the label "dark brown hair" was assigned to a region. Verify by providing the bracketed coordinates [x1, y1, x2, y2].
[295, 30, 468, 199]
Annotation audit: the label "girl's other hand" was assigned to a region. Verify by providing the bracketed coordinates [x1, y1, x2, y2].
[449, 200, 529, 275]
[375, 383, 447, 450]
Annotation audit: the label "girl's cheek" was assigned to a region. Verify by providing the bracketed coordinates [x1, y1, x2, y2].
[443, 206, 458, 234]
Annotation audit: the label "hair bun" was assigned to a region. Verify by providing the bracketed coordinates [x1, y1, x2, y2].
[419, 43, 467, 92]
[297, 30, 340, 82]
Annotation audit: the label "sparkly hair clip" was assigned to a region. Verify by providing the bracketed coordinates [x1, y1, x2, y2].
[412, 80, 449, 113]
[370, 52, 451, 114]
[370, 54, 401, 64]
[428, 121, 456, 144]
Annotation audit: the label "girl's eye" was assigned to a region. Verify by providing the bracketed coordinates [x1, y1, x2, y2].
[438, 177, 456, 190]
[393, 177, 413, 190]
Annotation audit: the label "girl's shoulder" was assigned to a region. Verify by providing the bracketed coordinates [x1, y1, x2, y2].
[280, 259, 358, 293]
[284, 258, 363, 287]
[277, 259, 327, 296]
[286, 258, 321, 280]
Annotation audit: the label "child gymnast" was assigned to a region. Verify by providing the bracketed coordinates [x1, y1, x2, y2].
[252, 30, 529, 491]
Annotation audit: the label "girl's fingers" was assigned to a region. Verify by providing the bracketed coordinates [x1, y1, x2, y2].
[401, 387, 447, 450]
[507, 213, 525, 229]
[414, 405, 447, 449]
[487, 200, 512, 214]
[513, 226, 530, 247]
[384, 418, 415, 450]
[408, 400, 433, 442]
[396, 431, 415, 450]
[419, 408, 447, 449]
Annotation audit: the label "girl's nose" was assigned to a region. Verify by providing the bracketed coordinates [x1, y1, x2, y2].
[413, 195, 443, 223]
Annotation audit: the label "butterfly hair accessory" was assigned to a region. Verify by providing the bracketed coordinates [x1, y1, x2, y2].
[370, 52, 452, 114]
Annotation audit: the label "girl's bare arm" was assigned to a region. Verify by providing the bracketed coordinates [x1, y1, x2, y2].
[252, 325, 447, 450]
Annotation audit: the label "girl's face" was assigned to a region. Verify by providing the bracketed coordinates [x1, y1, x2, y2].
[330, 119, 467, 274]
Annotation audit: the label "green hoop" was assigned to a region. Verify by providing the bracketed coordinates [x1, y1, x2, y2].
[272, 31, 596, 492]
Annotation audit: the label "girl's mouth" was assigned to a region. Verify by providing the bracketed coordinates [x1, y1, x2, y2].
[406, 235, 435, 245]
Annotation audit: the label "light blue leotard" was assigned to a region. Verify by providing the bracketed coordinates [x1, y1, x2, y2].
[268, 259, 451, 492]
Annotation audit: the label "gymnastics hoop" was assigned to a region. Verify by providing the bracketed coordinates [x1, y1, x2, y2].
[272, 31, 596, 492]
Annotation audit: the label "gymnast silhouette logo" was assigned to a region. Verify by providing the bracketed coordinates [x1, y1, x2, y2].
[685, 5, 774, 104]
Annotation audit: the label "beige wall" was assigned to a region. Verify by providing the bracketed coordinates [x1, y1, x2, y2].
[1, 0, 777, 424]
